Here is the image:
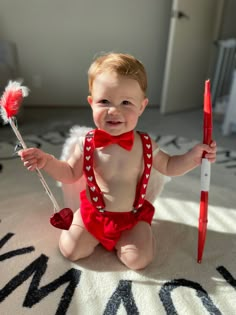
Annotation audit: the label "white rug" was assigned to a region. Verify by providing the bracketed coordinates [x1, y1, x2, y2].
[0, 130, 236, 315]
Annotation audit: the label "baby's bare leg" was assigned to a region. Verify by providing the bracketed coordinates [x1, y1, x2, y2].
[59, 209, 99, 261]
[116, 221, 156, 270]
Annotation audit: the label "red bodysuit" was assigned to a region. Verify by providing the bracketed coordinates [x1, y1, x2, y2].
[79, 130, 155, 251]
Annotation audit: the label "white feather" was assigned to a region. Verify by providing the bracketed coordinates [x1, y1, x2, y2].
[5, 80, 30, 97]
[60, 125, 92, 161]
[0, 80, 29, 123]
[0, 105, 8, 124]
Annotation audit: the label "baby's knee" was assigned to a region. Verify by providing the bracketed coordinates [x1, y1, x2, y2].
[118, 248, 154, 270]
[59, 237, 79, 261]
[59, 234, 93, 262]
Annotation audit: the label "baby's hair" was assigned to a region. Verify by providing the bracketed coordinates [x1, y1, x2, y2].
[88, 52, 147, 95]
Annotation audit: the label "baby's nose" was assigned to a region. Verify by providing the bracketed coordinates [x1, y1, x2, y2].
[108, 105, 120, 115]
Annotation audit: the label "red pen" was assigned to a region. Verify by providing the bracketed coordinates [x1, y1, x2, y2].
[197, 79, 213, 263]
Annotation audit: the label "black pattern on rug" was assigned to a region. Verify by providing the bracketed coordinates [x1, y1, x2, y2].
[0, 130, 236, 315]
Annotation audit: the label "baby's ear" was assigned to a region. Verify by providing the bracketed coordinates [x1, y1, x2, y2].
[87, 96, 93, 105]
[139, 98, 149, 115]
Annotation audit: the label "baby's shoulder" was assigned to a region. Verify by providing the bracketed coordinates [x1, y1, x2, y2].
[60, 125, 93, 161]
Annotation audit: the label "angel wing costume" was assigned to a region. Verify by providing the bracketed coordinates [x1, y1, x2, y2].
[60, 126, 170, 212]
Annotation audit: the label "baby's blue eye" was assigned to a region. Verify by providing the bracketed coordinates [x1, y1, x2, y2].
[122, 100, 131, 105]
[100, 99, 109, 104]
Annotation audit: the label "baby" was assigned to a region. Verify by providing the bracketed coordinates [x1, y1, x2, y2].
[19, 53, 217, 270]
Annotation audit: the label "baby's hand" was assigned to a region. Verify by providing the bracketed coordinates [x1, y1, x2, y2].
[204, 141, 217, 163]
[18, 148, 52, 171]
[191, 141, 217, 164]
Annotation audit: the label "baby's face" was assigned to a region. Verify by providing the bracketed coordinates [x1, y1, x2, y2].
[87, 72, 148, 135]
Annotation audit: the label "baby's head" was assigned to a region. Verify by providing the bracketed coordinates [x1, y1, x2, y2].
[88, 52, 147, 96]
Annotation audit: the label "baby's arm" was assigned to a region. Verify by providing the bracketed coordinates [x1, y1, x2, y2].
[152, 140, 217, 176]
[18, 143, 83, 184]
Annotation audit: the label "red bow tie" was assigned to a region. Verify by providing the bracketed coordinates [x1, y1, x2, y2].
[93, 129, 134, 150]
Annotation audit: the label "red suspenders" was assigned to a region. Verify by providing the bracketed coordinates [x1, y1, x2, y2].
[83, 130, 152, 212]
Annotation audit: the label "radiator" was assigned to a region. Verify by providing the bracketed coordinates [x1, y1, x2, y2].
[212, 38, 236, 105]
[222, 69, 236, 135]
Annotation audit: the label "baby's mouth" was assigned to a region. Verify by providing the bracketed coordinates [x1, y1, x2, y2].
[107, 121, 122, 125]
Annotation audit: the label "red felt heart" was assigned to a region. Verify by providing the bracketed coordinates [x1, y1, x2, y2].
[50, 208, 73, 230]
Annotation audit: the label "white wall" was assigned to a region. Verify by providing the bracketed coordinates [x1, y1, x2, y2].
[0, 0, 234, 107]
[0, 0, 172, 106]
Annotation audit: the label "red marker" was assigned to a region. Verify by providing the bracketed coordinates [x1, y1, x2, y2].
[197, 80, 213, 263]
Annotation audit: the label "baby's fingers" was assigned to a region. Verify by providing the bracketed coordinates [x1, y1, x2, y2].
[210, 140, 217, 149]
[18, 148, 37, 158]
[205, 152, 216, 163]
[205, 141, 217, 163]
[205, 141, 217, 154]
[23, 159, 38, 171]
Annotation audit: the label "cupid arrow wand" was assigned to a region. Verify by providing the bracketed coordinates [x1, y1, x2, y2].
[0, 81, 73, 230]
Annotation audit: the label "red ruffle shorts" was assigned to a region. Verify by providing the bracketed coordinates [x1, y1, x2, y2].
[80, 190, 155, 251]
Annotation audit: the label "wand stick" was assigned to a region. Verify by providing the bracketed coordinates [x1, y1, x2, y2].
[9, 116, 60, 212]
